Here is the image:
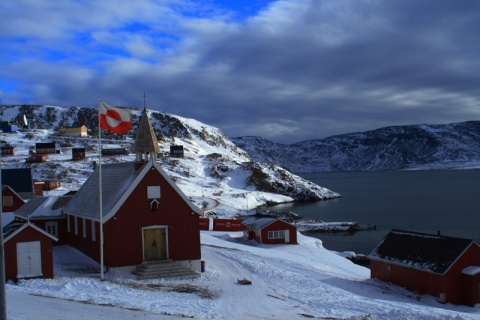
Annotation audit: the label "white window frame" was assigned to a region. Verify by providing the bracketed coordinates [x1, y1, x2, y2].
[268, 230, 285, 239]
[45, 222, 58, 238]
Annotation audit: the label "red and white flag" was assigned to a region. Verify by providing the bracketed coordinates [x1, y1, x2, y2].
[99, 100, 132, 134]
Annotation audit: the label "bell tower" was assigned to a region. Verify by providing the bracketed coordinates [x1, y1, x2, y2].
[133, 107, 160, 170]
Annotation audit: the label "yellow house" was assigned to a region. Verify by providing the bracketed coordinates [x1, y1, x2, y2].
[58, 125, 87, 137]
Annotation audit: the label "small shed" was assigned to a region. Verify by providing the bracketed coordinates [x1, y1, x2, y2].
[26, 155, 48, 163]
[242, 215, 297, 245]
[35, 142, 58, 154]
[43, 179, 61, 190]
[170, 145, 184, 158]
[369, 229, 480, 306]
[72, 147, 86, 160]
[101, 148, 129, 156]
[3, 220, 58, 282]
[2, 185, 26, 213]
[1, 145, 14, 156]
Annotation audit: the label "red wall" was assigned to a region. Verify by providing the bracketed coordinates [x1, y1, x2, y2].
[213, 218, 244, 231]
[199, 217, 209, 230]
[65, 215, 100, 262]
[371, 243, 480, 305]
[4, 227, 55, 281]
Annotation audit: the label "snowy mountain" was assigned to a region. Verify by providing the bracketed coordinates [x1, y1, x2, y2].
[233, 121, 480, 171]
[0, 105, 339, 217]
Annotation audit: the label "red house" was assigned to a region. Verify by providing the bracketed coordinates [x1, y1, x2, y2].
[2, 220, 58, 282]
[2, 185, 26, 213]
[62, 108, 203, 275]
[242, 215, 297, 244]
[369, 229, 480, 306]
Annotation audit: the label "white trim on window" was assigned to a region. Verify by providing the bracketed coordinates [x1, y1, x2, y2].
[268, 230, 285, 239]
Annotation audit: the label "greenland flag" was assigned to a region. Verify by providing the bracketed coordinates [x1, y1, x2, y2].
[99, 100, 132, 134]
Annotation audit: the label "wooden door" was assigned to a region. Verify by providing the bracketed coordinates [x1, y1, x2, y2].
[143, 228, 167, 261]
[17, 241, 42, 278]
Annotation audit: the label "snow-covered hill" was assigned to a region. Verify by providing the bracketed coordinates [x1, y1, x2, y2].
[0, 105, 339, 217]
[233, 121, 480, 171]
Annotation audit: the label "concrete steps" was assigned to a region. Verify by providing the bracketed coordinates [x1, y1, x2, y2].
[132, 260, 200, 280]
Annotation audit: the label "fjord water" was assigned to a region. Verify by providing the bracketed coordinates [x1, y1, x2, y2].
[271, 170, 480, 255]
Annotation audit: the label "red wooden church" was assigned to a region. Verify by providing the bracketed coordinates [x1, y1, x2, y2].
[63, 108, 203, 274]
[369, 229, 480, 306]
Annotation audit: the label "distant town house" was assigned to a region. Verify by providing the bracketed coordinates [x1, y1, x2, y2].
[35, 142, 61, 154]
[57, 125, 87, 137]
[242, 215, 298, 245]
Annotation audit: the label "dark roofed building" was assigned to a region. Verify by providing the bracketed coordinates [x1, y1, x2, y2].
[369, 229, 480, 306]
[1, 168, 34, 199]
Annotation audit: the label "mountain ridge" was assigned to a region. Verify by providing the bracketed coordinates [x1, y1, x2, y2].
[233, 121, 480, 171]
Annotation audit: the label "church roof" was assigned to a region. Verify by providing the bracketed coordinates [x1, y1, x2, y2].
[134, 109, 160, 154]
[63, 160, 202, 222]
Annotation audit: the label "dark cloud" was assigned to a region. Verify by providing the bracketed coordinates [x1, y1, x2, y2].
[1, 0, 480, 143]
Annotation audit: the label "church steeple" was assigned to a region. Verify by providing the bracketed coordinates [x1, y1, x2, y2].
[133, 108, 160, 170]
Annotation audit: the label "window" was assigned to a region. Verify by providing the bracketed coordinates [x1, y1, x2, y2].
[74, 216, 78, 235]
[67, 215, 71, 232]
[82, 219, 87, 238]
[91, 221, 96, 241]
[150, 199, 159, 212]
[268, 230, 285, 239]
[2, 196, 13, 206]
[147, 186, 161, 199]
[46, 222, 58, 237]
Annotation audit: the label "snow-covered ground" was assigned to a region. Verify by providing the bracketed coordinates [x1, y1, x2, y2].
[5, 232, 480, 319]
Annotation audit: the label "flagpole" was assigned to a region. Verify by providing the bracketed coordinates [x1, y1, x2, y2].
[0, 131, 7, 320]
[98, 98, 105, 281]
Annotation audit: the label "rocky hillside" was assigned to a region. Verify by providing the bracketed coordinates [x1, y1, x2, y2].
[233, 121, 480, 172]
[0, 105, 340, 215]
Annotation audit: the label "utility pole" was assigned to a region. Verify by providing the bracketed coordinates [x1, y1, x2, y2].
[0, 136, 7, 320]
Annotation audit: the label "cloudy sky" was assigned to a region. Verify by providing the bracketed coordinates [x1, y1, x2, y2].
[1, 0, 480, 143]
